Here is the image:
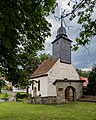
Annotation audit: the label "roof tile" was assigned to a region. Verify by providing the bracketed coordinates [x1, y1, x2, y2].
[30, 58, 57, 79]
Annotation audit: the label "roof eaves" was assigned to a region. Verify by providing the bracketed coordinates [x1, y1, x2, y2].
[30, 74, 48, 79]
[53, 79, 85, 85]
[51, 36, 72, 44]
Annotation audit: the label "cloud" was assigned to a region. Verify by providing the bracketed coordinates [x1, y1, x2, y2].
[72, 39, 96, 69]
[41, 0, 96, 69]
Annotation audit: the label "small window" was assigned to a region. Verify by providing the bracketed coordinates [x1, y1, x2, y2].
[64, 78, 68, 80]
[58, 88, 63, 91]
[38, 80, 40, 91]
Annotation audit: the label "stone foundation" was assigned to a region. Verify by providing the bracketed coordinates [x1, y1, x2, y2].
[27, 96, 57, 104]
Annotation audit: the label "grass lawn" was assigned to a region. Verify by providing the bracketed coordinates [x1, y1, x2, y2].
[0, 102, 96, 120]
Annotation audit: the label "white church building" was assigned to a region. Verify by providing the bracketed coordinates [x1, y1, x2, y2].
[28, 17, 84, 103]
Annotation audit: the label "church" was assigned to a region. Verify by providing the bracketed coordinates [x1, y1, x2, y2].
[28, 17, 84, 103]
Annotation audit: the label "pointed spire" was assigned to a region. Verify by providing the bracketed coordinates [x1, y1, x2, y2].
[56, 10, 67, 36]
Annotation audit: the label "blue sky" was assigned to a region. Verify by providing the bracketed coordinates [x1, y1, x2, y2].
[40, 0, 96, 70]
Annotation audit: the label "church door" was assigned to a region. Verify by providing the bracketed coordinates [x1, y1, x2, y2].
[65, 86, 76, 101]
[33, 87, 37, 97]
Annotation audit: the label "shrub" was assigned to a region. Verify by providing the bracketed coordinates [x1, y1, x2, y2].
[15, 92, 28, 102]
[3, 93, 9, 101]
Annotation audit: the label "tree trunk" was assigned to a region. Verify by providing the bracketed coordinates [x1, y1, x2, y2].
[0, 86, 1, 93]
[26, 87, 29, 94]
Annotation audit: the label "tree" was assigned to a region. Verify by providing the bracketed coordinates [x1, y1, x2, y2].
[0, 81, 2, 93]
[61, 0, 96, 50]
[87, 64, 96, 95]
[38, 53, 51, 63]
[0, 78, 5, 93]
[76, 69, 89, 78]
[0, 0, 57, 86]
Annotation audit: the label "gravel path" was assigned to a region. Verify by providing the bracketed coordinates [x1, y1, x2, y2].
[0, 99, 5, 102]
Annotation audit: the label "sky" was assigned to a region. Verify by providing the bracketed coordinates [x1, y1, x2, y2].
[40, 0, 96, 70]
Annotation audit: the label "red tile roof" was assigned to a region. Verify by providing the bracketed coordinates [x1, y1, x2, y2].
[30, 58, 57, 79]
[80, 76, 89, 87]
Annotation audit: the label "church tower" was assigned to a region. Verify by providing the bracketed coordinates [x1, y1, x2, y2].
[52, 16, 72, 64]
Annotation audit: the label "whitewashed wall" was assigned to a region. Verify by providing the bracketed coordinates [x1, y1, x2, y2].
[47, 59, 80, 96]
[13, 87, 26, 92]
[29, 76, 48, 97]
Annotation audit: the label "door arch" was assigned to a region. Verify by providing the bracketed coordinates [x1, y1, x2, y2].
[65, 86, 76, 101]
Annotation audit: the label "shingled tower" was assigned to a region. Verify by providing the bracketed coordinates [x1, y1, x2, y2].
[52, 15, 72, 64]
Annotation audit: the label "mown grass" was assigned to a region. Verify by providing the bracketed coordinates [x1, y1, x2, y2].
[0, 102, 96, 120]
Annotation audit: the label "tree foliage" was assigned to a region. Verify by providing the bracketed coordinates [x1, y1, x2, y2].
[62, 0, 96, 50]
[87, 64, 96, 95]
[38, 53, 51, 63]
[0, 0, 57, 87]
[76, 69, 90, 78]
[0, 79, 5, 93]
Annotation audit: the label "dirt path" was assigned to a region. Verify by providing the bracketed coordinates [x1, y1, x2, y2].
[79, 95, 96, 102]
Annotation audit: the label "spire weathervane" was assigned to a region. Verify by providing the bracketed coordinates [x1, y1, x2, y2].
[61, 8, 64, 27]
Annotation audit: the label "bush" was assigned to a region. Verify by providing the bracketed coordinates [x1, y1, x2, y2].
[3, 93, 9, 101]
[15, 92, 28, 102]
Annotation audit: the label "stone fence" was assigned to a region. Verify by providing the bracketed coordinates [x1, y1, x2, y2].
[27, 96, 57, 104]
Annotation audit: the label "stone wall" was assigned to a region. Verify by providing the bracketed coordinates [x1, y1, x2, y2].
[55, 81, 83, 101]
[27, 96, 57, 104]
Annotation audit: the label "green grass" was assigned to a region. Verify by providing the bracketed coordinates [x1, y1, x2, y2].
[0, 102, 96, 120]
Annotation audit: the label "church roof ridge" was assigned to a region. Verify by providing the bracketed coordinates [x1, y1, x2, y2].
[30, 58, 58, 79]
